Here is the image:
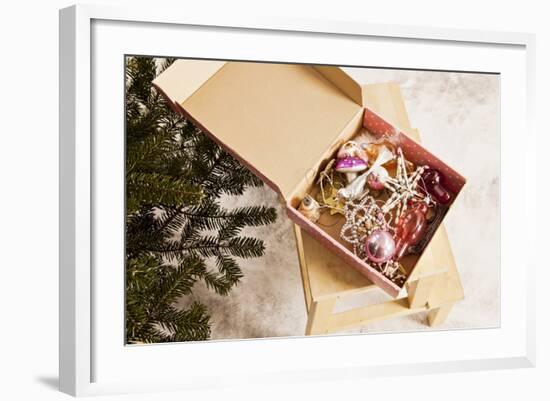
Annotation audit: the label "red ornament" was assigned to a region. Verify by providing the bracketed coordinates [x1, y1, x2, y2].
[393, 202, 428, 260]
[421, 168, 452, 204]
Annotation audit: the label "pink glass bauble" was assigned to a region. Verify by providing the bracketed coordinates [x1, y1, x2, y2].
[421, 168, 452, 204]
[393, 203, 428, 260]
[364, 229, 396, 263]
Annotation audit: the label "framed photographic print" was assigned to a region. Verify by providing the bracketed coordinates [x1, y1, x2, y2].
[59, 4, 536, 397]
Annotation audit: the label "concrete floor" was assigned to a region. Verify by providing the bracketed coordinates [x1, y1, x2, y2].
[176, 67, 500, 340]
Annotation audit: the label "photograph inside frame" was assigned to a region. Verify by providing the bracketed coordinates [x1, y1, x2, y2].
[124, 56, 500, 344]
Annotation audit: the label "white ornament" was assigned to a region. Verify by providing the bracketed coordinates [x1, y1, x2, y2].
[338, 145, 395, 200]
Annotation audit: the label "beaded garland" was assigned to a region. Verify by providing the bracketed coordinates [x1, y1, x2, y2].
[339, 194, 387, 254]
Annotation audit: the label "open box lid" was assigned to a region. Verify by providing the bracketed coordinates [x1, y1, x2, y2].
[154, 60, 383, 199]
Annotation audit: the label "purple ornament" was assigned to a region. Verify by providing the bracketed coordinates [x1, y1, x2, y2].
[334, 156, 367, 173]
[335, 156, 368, 183]
[364, 229, 396, 263]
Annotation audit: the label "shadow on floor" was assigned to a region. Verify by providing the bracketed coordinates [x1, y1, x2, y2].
[35, 376, 58, 391]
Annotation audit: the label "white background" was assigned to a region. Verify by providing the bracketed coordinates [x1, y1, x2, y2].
[0, 0, 547, 400]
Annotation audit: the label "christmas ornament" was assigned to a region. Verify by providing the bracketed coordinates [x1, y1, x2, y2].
[337, 141, 368, 162]
[299, 195, 321, 223]
[364, 229, 396, 263]
[393, 202, 429, 260]
[382, 148, 430, 219]
[421, 168, 452, 204]
[338, 145, 395, 200]
[362, 141, 397, 168]
[366, 166, 389, 190]
[337, 172, 369, 200]
[408, 204, 447, 254]
[369, 144, 394, 167]
[335, 156, 368, 183]
[340, 195, 387, 254]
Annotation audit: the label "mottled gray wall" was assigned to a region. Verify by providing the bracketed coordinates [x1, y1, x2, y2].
[176, 67, 500, 340]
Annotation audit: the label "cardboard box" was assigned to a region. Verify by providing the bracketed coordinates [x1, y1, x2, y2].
[153, 60, 466, 298]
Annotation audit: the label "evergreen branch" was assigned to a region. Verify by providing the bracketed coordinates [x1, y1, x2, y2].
[126, 172, 204, 213]
[182, 205, 276, 225]
[126, 128, 175, 174]
[153, 256, 205, 308]
[148, 236, 266, 260]
[226, 237, 266, 258]
[163, 303, 211, 342]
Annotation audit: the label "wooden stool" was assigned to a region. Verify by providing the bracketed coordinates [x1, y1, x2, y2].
[292, 82, 464, 335]
[294, 224, 463, 335]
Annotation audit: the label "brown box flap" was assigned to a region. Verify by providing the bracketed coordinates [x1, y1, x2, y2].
[152, 59, 226, 106]
[154, 60, 362, 199]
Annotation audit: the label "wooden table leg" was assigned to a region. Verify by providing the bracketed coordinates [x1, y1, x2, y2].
[305, 297, 337, 335]
[407, 275, 438, 309]
[427, 302, 454, 326]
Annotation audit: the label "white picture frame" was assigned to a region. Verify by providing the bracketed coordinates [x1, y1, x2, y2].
[59, 4, 536, 397]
